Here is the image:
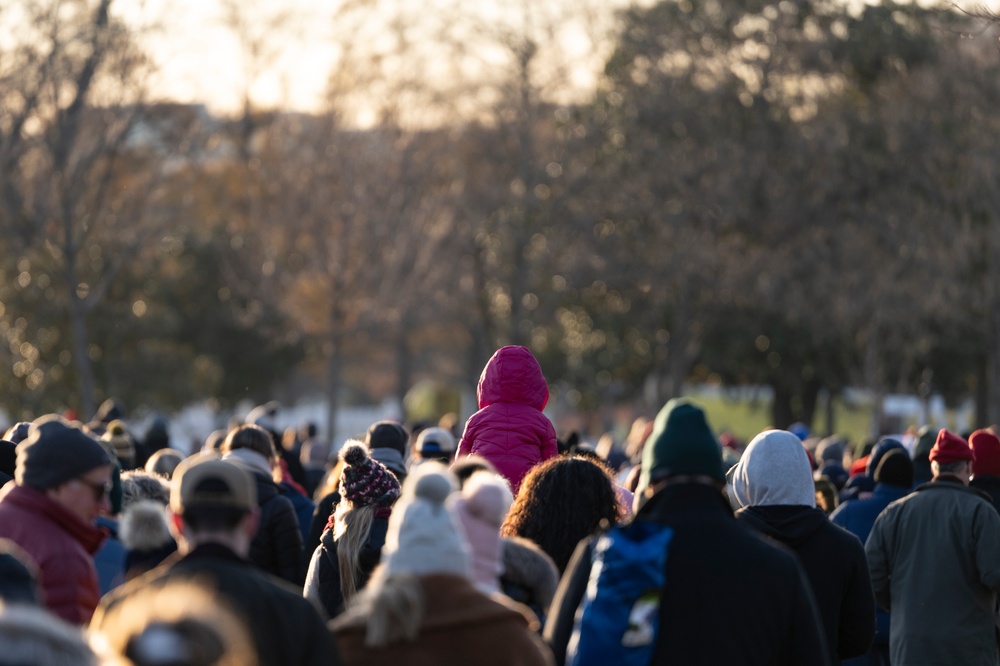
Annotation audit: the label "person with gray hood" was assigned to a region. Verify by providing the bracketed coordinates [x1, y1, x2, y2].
[730, 429, 875, 664]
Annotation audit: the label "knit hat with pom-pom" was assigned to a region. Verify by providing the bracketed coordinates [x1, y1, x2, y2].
[103, 419, 136, 469]
[450, 471, 513, 593]
[381, 463, 470, 579]
[338, 441, 401, 510]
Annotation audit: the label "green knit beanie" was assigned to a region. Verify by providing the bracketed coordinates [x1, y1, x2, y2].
[638, 398, 724, 496]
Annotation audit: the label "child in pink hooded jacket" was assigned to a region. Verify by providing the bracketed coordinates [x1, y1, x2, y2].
[455, 346, 559, 495]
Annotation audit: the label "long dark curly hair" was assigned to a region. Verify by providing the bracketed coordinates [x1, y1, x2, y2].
[501, 454, 620, 573]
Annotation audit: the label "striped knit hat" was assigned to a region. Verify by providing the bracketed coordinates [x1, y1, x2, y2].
[339, 441, 401, 509]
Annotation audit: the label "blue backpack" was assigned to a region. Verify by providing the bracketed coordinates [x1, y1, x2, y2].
[566, 520, 673, 666]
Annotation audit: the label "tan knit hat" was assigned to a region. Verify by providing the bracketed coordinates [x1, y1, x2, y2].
[102, 420, 136, 467]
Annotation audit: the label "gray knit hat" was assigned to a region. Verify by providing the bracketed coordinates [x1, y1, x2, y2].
[15, 415, 113, 490]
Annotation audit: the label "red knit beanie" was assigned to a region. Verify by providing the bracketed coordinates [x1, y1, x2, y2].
[970, 429, 1000, 477]
[929, 429, 974, 464]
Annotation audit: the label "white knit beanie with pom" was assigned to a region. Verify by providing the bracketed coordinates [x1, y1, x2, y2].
[381, 463, 471, 579]
[450, 471, 513, 593]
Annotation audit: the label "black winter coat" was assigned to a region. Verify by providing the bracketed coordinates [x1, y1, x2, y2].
[736, 505, 875, 662]
[544, 483, 832, 666]
[249, 471, 304, 584]
[970, 474, 1000, 517]
[93, 543, 340, 666]
[303, 490, 339, 575]
[303, 516, 389, 619]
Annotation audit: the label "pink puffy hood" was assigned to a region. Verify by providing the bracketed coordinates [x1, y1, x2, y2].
[477, 346, 549, 411]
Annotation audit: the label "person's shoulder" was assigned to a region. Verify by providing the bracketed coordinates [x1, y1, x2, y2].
[821, 514, 866, 548]
[209, 556, 323, 612]
[470, 587, 539, 629]
[464, 408, 489, 428]
[0, 489, 50, 527]
[874, 487, 921, 516]
[243, 562, 315, 602]
[449, 580, 547, 641]
[829, 497, 858, 522]
[254, 475, 282, 500]
[94, 563, 172, 622]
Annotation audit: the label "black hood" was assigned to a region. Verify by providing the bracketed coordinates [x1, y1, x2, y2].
[736, 505, 828, 548]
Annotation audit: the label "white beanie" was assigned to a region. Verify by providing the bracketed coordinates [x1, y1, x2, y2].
[450, 472, 513, 593]
[381, 463, 471, 579]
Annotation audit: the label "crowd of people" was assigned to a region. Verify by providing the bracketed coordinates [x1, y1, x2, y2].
[1, 344, 1000, 665]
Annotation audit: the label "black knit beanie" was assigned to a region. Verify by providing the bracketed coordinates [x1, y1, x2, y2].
[874, 448, 914, 489]
[15, 415, 112, 490]
[365, 421, 408, 454]
[365, 420, 409, 480]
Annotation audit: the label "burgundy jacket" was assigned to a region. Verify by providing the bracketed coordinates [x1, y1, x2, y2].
[0, 484, 106, 623]
[457, 346, 558, 494]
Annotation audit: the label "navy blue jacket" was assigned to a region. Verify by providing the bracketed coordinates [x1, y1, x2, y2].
[830, 483, 911, 649]
[830, 483, 911, 545]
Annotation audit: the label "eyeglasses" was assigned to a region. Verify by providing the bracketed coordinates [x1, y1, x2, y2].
[75, 477, 112, 502]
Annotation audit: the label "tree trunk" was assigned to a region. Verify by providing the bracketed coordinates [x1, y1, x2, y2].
[988, 267, 1000, 427]
[62, 197, 96, 418]
[976, 351, 990, 429]
[862, 328, 885, 438]
[395, 321, 412, 416]
[799, 377, 822, 430]
[325, 324, 343, 452]
[990, 315, 1000, 427]
[656, 288, 699, 406]
[770, 381, 794, 430]
[824, 389, 836, 438]
[69, 293, 96, 420]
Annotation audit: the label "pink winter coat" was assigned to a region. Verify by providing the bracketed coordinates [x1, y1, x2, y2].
[456, 346, 558, 494]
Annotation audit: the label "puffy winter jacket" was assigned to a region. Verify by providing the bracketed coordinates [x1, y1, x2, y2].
[456, 346, 558, 494]
[249, 471, 304, 584]
[303, 514, 389, 618]
[0, 484, 106, 624]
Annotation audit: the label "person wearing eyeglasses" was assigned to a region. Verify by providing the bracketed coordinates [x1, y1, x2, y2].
[0, 415, 113, 624]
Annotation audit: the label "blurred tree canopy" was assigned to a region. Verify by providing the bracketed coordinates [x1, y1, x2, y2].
[1, 0, 999, 435]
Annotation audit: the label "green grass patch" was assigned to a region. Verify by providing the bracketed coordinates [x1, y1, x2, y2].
[694, 393, 874, 448]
